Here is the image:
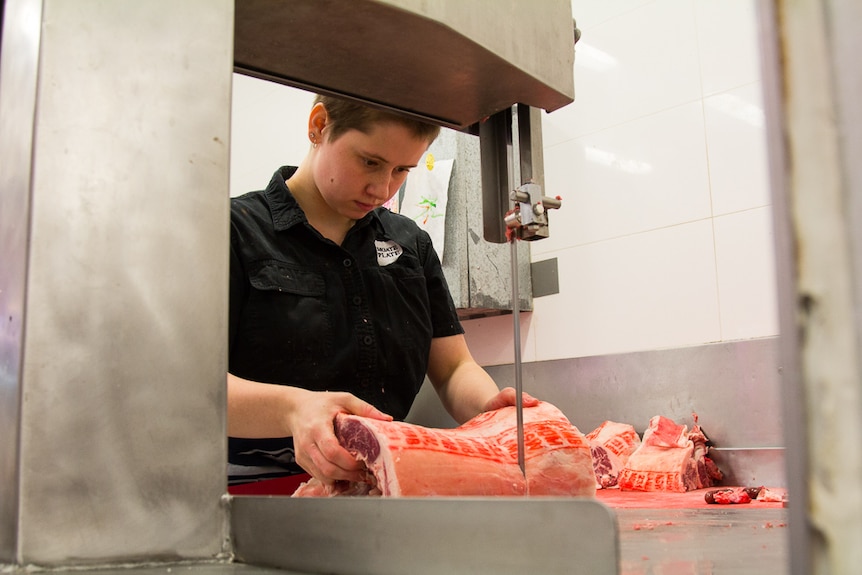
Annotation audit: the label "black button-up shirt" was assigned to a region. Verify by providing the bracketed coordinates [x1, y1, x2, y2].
[228, 167, 462, 479]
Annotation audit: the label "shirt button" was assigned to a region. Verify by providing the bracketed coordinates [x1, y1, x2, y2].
[362, 335, 373, 346]
[343, 258, 352, 268]
[352, 296, 362, 305]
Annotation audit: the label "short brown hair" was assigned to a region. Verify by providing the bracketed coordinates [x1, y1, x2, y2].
[314, 94, 441, 145]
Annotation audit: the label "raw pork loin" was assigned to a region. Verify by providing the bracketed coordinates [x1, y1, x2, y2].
[293, 401, 596, 497]
[586, 421, 641, 488]
[617, 415, 722, 492]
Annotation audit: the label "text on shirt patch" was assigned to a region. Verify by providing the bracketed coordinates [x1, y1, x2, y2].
[375, 240, 403, 267]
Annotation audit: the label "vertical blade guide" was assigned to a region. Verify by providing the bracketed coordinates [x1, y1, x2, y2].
[480, 104, 562, 483]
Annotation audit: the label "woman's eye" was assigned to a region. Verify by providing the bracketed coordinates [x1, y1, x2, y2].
[364, 158, 378, 167]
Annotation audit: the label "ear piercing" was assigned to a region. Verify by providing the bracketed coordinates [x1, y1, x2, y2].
[309, 132, 318, 148]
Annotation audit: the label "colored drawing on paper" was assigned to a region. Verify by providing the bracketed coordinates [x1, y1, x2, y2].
[401, 157, 454, 257]
[414, 196, 444, 225]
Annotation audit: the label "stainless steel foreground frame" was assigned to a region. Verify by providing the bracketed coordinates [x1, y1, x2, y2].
[0, 0, 234, 565]
[231, 496, 618, 575]
[0, 0, 42, 561]
[759, 1, 862, 574]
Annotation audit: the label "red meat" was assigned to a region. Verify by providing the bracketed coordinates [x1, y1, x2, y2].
[293, 401, 596, 497]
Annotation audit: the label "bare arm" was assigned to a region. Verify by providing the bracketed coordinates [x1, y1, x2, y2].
[227, 373, 392, 484]
[227, 373, 307, 438]
[426, 334, 538, 424]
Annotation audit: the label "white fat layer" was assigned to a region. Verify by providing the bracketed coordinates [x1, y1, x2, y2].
[362, 424, 401, 496]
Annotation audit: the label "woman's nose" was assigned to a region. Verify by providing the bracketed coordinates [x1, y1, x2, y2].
[368, 172, 396, 199]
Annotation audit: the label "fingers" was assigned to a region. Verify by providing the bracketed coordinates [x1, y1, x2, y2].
[343, 394, 394, 421]
[520, 390, 540, 407]
[301, 440, 366, 485]
[484, 387, 541, 412]
[503, 386, 539, 407]
[295, 432, 366, 485]
[293, 391, 392, 485]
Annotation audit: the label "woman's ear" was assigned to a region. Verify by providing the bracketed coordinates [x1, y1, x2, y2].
[308, 102, 329, 140]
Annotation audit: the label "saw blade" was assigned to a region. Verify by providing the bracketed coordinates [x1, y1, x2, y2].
[510, 238, 526, 478]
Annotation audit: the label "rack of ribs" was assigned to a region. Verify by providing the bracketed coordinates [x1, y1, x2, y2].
[293, 401, 596, 497]
[617, 415, 722, 492]
[586, 420, 642, 488]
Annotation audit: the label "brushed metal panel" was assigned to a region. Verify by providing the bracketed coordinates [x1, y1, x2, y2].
[15, 0, 233, 565]
[709, 447, 786, 487]
[485, 338, 784, 450]
[0, 0, 43, 563]
[531, 258, 560, 298]
[231, 496, 618, 575]
[1, 565, 315, 575]
[234, 0, 575, 129]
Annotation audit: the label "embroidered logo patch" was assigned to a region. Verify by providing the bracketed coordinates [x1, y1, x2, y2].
[375, 240, 403, 267]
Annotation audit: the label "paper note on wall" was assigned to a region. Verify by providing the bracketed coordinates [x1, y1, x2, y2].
[400, 154, 454, 257]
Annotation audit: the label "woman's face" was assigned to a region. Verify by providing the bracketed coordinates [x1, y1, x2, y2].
[311, 120, 429, 221]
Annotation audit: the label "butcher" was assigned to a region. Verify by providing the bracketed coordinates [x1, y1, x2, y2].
[227, 94, 537, 494]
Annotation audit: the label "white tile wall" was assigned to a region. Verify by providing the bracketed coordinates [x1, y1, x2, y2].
[713, 207, 779, 340]
[704, 83, 770, 215]
[537, 101, 712, 253]
[230, 75, 315, 197]
[463, 312, 538, 367]
[695, 0, 763, 96]
[543, 0, 701, 146]
[571, 0, 655, 31]
[531, 219, 722, 360]
[464, 0, 778, 366]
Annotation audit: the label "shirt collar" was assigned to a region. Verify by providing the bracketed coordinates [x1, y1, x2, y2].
[264, 166, 303, 232]
[264, 166, 384, 236]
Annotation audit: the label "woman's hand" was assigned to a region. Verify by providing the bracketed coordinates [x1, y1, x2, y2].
[287, 389, 392, 485]
[481, 386, 540, 413]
